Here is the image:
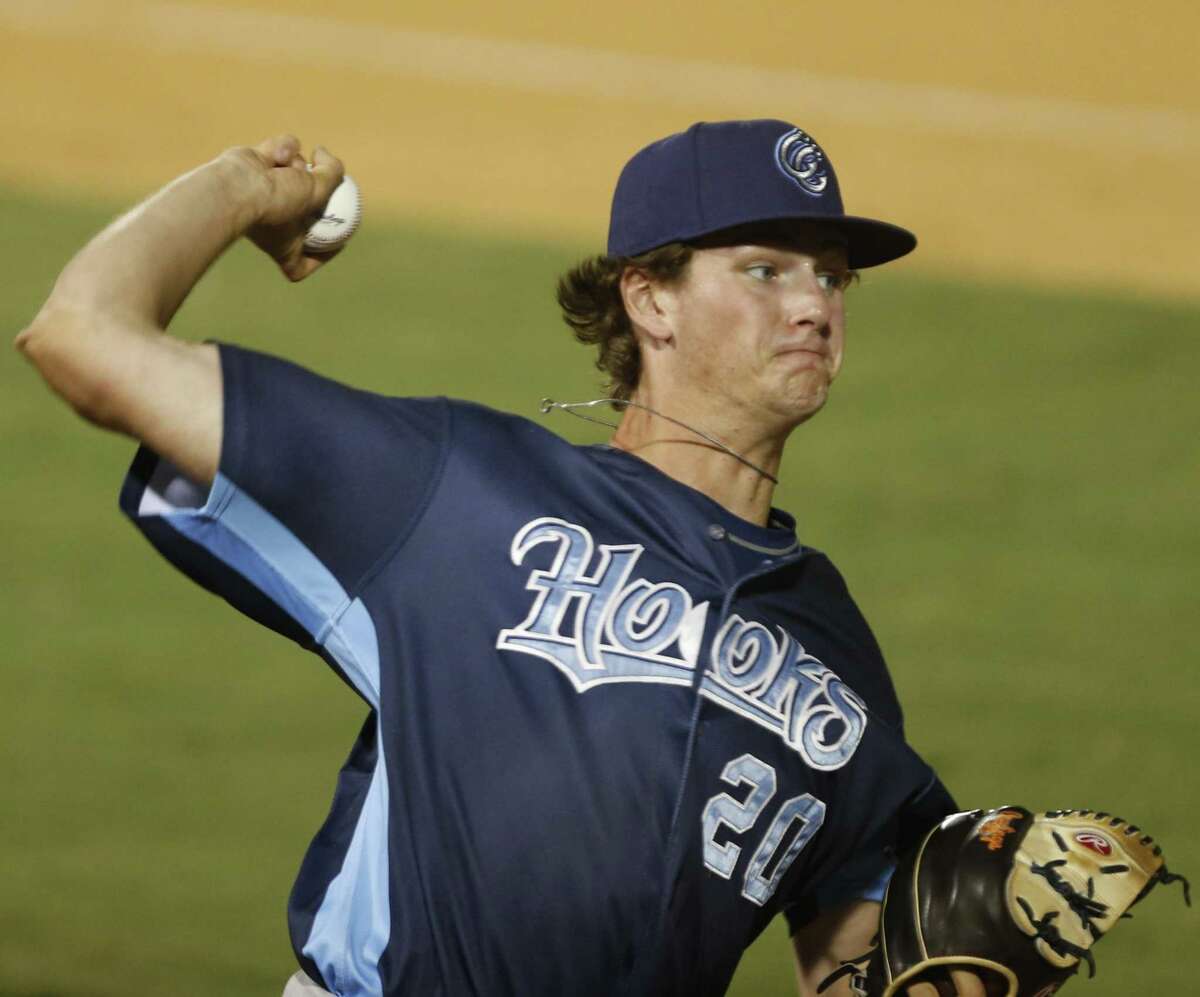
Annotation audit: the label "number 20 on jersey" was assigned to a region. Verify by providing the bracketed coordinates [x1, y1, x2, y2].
[702, 754, 826, 906]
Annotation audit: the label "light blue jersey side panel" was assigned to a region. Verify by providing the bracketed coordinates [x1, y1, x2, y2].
[302, 725, 393, 997]
[137, 468, 392, 996]
[144, 471, 382, 706]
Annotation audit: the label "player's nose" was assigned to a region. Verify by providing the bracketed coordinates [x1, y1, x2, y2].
[785, 271, 833, 336]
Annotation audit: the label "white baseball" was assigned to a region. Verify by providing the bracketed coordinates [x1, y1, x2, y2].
[303, 173, 362, 253]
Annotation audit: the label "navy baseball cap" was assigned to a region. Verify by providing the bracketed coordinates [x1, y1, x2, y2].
[607, 119, 916, 268]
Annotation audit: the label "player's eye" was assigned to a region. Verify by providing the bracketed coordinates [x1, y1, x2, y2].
[816, 271, 853, 293]
[746, 264, 777, 281]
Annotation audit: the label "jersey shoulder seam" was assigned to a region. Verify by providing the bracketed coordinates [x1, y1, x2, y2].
[348, 395, 454, 599]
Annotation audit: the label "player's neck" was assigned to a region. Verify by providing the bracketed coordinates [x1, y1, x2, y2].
[609, 393, 787, 528]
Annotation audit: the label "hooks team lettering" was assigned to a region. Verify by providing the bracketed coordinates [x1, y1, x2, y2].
[496, 517, 867, 770]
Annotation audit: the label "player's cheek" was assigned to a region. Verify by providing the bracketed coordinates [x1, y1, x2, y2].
[828, 315, 846, 380]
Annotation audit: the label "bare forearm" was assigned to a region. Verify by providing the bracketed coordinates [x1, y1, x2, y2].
[30, 153, 262, 332]
[14, 152, 263, 428]
[793, 900, 878, 996]
[14, 135, 342, 477]
[11, 136, 344, 487]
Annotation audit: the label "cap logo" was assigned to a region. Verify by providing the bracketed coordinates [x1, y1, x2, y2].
[1075, 832, 1114, 856]
[775, 129, 829, 197]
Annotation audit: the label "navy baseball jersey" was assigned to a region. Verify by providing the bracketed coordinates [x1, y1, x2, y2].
[119, 345, 954, 997]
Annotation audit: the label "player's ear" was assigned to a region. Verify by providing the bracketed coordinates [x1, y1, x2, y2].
[619, 266, 675, 345]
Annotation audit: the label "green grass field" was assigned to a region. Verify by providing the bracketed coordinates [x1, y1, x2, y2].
[2, 185, 1196, 996]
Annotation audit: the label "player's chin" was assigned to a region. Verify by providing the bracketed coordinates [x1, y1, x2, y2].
[767, 396, 828, 433]
[778, 375, 831, 423]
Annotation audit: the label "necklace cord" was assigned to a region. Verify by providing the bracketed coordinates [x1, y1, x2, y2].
[539, 397, 780, 485]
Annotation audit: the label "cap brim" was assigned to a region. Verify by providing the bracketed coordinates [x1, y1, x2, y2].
[825, 215, 917, 269]
[663, 212, 917, 269]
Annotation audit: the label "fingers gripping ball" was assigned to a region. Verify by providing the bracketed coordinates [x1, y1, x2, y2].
[303, 173, 362, 253]
[864, 808, 1190, 996]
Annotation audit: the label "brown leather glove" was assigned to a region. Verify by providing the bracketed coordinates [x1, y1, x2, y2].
[821, 807, 1189, 997]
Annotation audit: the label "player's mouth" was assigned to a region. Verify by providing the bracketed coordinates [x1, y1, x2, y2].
[774, 343, 830, 366]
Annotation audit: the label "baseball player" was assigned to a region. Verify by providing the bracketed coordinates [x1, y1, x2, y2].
[17, 121, 980, 996]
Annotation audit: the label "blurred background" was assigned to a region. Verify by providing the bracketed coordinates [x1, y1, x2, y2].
[2, 1, 1197, 994]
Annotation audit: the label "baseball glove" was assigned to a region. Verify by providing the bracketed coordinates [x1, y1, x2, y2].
[819, 807, 1190, 997]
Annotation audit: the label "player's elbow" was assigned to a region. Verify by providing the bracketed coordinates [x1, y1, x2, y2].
[15, 307, 137, 431]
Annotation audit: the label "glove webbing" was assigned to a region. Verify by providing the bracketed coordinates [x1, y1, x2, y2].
[1015, 897, 1098, 978]
[1019, 811, 1194, 980]
[1042, 810, 1193, 909]
[1028, 857, 1108, 938]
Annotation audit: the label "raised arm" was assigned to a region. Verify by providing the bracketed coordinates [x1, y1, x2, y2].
[14, 136, 344, 487]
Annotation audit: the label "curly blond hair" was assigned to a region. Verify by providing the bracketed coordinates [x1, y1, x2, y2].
[555, 243, 692, 401]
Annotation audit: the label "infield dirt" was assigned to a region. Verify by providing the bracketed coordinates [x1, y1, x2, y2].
[1, 0, 1197, 299]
